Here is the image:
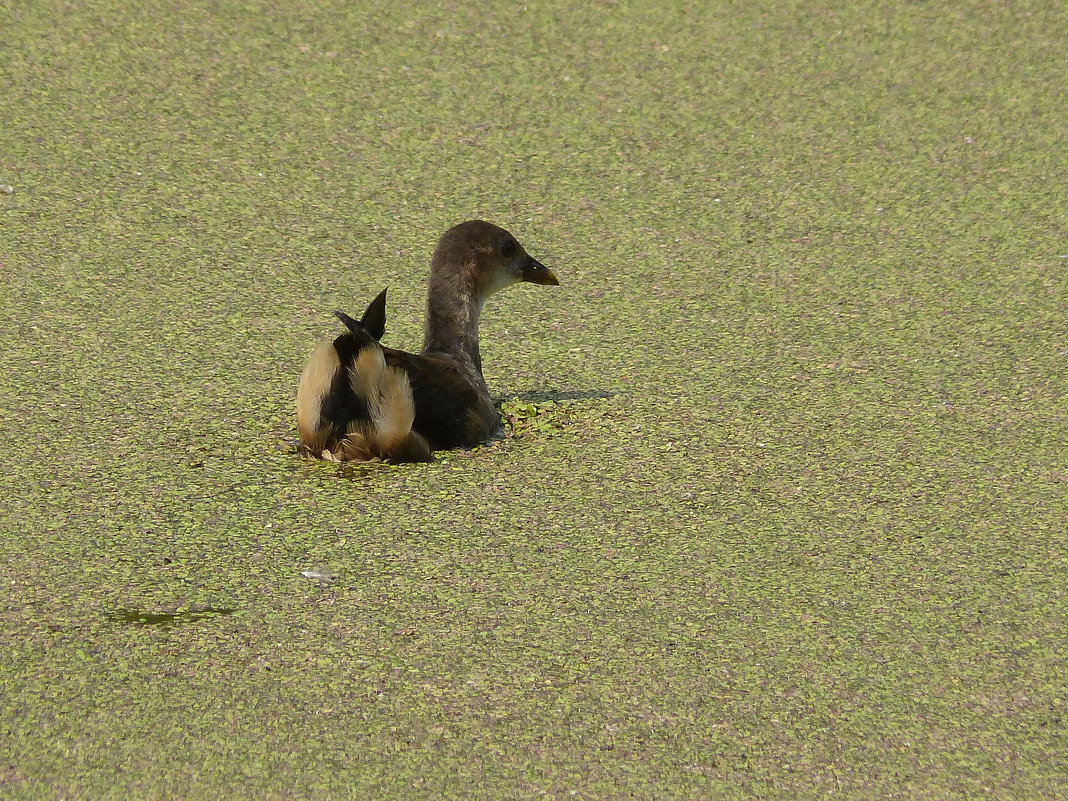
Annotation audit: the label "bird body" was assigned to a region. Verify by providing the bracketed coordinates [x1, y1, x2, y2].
[296, 220, 558, 463]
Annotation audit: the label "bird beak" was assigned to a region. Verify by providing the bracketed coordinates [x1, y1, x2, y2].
[522, 255, 559, 286]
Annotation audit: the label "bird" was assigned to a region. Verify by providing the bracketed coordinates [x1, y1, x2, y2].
[296, 220, 559, 463]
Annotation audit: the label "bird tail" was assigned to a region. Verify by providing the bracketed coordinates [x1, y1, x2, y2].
[334, 287, 387, 341]
[297, 294, 430, 463]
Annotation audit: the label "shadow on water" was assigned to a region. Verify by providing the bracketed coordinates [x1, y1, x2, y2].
[504, 389, 616, 403]
[110, 607, 236, 630]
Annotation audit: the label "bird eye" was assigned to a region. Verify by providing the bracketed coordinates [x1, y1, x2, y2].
[500, 240, 516, 258]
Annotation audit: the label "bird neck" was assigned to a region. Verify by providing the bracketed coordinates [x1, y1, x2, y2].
[421, 276, 485, 374]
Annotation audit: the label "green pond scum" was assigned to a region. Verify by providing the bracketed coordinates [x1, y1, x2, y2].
[109, 608, 237, 630]
[1, 0, 1066, 798]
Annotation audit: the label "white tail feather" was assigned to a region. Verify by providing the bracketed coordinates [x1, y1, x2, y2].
[347, 345, 386, 403]
[297, 340, 341, 452]
[373, 366, 417, 446]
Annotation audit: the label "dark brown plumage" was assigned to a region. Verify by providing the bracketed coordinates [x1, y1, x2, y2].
[296, 220, 558, 463]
